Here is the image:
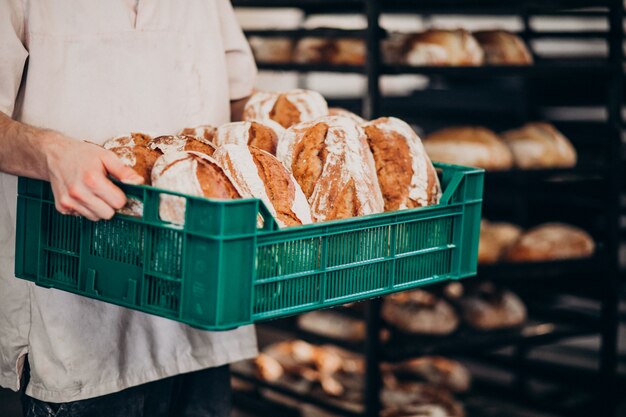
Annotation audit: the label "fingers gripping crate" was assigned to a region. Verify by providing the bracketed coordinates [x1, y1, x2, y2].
[15, 163, 483, 330]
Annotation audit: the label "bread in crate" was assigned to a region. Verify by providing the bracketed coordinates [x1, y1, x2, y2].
[148, 134, 216, 156]
[277, 115, 385, 222]
[214, 119, 285, 155]
[474, 30, 533, 65]
[243, 89, 329, 129]
[213, 144, 312, 227]
[327, 107, 366, 124]
[363, 117, 441, 211]
[179, 124, 217, 142]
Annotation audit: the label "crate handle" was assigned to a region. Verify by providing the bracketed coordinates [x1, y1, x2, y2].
[439, 172, 464, 205]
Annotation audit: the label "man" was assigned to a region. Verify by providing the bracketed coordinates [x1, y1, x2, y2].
[0, 1, 258, 416]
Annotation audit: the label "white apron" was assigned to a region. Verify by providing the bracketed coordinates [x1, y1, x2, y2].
[0, 0, 258, 402]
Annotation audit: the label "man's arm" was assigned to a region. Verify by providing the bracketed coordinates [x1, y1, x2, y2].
[0, 112, 143, 221]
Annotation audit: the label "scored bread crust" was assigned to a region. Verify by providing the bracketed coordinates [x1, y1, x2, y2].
[108, 145, 160, 186]
[212, 144, 312, 227]
[423, 126, 514, 170]
[458, 284, 527, 330]
[214, 119, 285, 155]
[474, 30, 533, 65]
[178, 125, 217, 143]
[363, 117, 441, 211]
[148, 134, 216, 156]
[151, 151, 240, 224]
[504, 222, 594, 262]
[501, 122, 577, 169]
[381, 290, 459, 335]
[328, 107, 366, 124]
[404, 29, 484, 66]
[385, 356, 471, 393]
[103, 132, 153, 149]
[277, 115, 384, 222]
[243, 89, 329, 129]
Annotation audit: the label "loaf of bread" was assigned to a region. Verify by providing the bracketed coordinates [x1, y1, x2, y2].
[244, 89, 329, 129]
[501, 122, 577, 169]
[505, 223, 594, 262]
[107, 145, 160, 186]
[458, 282, 526, 330]
[381, 290, 459, 335]
[402, 29, 484, 66]
[363, 117, 441, 211]
[103, 132, 153, 149]
[213, 144, 312, 227]
[382, 382, 465, 417]
[249, 36, 294, 64]
[478, 220, 523, 264]
[294, 37, 366, 66]
[214, 119, 285, 155]
[151, 151, 240, 224]
[297, 310, 366, 342]
[424, 127, 514, 170]
[474, 30, 533, 65]
[386, 356, 471, 393]
[328, 107, 366, 124]
[179, 125, 216, 143]
[277, 115, 385, 222]
[148, 134, 216, 157]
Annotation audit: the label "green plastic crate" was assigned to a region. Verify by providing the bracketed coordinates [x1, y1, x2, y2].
[14, 163, 483, 330]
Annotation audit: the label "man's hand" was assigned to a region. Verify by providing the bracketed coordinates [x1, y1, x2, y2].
[43, 133, 143, 221]
[0, 112, 143, 221]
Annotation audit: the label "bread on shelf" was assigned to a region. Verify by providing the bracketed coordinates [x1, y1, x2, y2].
[381, 290, 459, 335]
[478, 220, 523, 265]
[385, 356, 471, 393]
[423, 126, 514, 170]
[457, 282, 527, 330]
[474, 30, 533, 65]
[249, 36, 294, 64]
[277, 115, 384, 222]
[363, 117, 441, 211]
[501, 122, 577, 169]
[213, 144, 312, 227]
[244, 89, 329, 129]
[214, 119, 285, 155]
[294, 37, 366, 66]
[504, 223, 595, 262]
[400, 29, 484, 66]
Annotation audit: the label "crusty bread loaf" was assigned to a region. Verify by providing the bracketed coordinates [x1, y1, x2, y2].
[244, 89, 329, 129]
[328, 107, 366, 124]
[381, 290, 459, 335]
[458, 282, 526, 330]
[255, 353, 285, 382]
[381, 382, 465, 417]
[294, 37, 366, 66]
[249, 36, 294, 64]
[107, 145, 160, 186]
[478, 220, 523, 265]
[213, 144, 312, 227]
[385, 357, 471, 393]
[214, 119, 285, 155]
[505, 223, 594, 262]
[103, 132, 153, 149]
[363, 117, 441, 211]
[424, 126, 514, 170]
[403, 29, 484, 66]
[151, 151, 240, 224]
[474, 30, 533, 65]
[277, 115, 385, 222]
[179, 125, 216, 143]
[148, 134, 216, 157]
[297, 310, 366, 342]
[501, 122, 577, 169]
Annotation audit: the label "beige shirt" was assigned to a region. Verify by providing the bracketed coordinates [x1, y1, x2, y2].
[0, 0, 258, 403]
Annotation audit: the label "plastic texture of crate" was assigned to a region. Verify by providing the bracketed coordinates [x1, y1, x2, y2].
[15, 163, 483, 331]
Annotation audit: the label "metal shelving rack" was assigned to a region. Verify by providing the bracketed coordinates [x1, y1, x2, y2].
[231, 1, 625, 416]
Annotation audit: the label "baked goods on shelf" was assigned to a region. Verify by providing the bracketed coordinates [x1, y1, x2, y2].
[504, 223, 595, 262]
[178, 125, 216, 143]
[243, 89, 329, 129]
[384, 356, 471, 393]
[400, 29, 484, 66]
[423, 126, 514, 170]
[277, 115, 385, 222]
[457, 282, 527, 330]
[151, 151, 240, 224]
[294, 37, 366, 66]
[214, 119, 285, 155]
[381, 290, 459, 335]
[249, 37, 294, 64]
[363, 117, 441, 211]
[328, 107, 366, 124]
[478, 220, 523, 265]
[297, 310, 366, 342]
[474, 30, 533, 65]
[148, 134, 216, 157]
[382, 382, 465, 417]
[213, 144, 312, 227]
[501, 122, 577, 169]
